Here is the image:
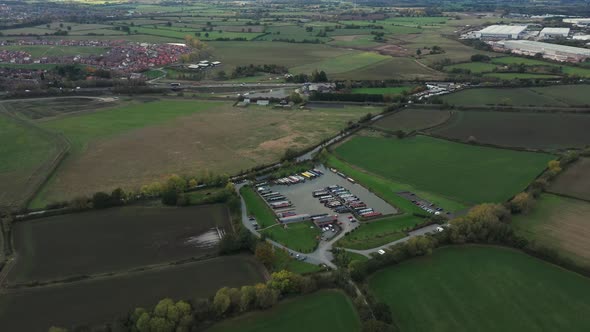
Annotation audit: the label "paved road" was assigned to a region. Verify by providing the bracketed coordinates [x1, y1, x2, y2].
[342, 224, 442, 257]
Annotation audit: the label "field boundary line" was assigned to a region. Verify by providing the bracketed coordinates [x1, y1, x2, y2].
[544, 191, 590, 204]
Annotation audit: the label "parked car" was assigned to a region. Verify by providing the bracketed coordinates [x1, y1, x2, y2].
[377, 249, 386, 255]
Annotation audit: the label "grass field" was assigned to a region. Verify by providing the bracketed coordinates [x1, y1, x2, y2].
[442, 87, 568, 106]
[8, 204, 230, 284]
[290, 52, 389, 75]
[514, 194, 590, 268]
[336, 215, 422, 250]
[0, 111, 60, 207]
[241, 186, 320, 252]
[326, 154, 466, 214]
[483, 72, 560, 80]
[549, 158, 590, 201]
[258, 25, 330, 42]
[444, 62, 498, 73]
[369, 246, 590, 332]
[0, 255, 265, 332]
[207, 290, 360, 332]
[333, 135, 553, 204]
[350, 86, 413, 95]
[372, 108, 451, 132]
[430, 111, 590, 150]
[272, 249, 322, 274]
[29, 99, 373, 207]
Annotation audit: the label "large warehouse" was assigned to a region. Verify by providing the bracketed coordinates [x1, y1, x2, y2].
[563, 18, 590, 27]
[474, 25, 528, 40]
[539, 27, 570, 39]
[491, 40, 590, 62]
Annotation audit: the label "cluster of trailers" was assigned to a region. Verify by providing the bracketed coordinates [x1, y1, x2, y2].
[256, 184, 292, 210]
[275, 169, 323, 185]
[329, 167, 356, 184]
[312, 185, 382, 219]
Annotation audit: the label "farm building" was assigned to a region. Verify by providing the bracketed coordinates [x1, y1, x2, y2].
[474, 25, 528, 40]
[490, 40, 590, 62]
[539, 27, 570, 39]
[279, 214, 310, 224]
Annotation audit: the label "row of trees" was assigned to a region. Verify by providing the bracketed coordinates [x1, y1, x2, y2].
[230, 64, 288, 78]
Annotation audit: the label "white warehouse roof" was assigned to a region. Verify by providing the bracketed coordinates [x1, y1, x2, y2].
[478, 25, 528, 35]
[540, 27, 570, 35]
[499, 40, 590, 56]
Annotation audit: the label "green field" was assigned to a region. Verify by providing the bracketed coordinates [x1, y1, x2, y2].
[207, 290, 360, 332]
[369, 246, 590, 332]
[444, 62, 498, 73]
[0, 112, 60, 207]
[350, 86, 412, 95]
[491, 56, 552, 66]
[133, 27, 261, 40]
[372, 108, 452, 132]
[442, 88, 566, 106]
[326, 154, 466, 214]
[483, 72, 560, 80]
[240, 186, 320, 252]
[336, 215, 422, 250]
[333, 135, 552, 204]
[443, 85, 590, 106]
[290, 51, 389, 75]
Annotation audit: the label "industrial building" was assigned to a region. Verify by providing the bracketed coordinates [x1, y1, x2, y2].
[474, 25, 528, 40]
[539, 27, 570, 39]
[490, 40, 590, 62]
[563, 18, 590, 27]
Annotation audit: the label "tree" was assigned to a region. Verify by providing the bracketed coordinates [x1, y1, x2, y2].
[240, 285, 257, 311]
[255, 242, 275, 267]
[547, 160, 562, 176]
[510, 192, 534, 214]
[92, 192, 111, 209]
[282, 147, 299, 161]
[268, 270, 303, 294]
[289, 91, 303, 104]
[110, 187, 125, 205]
[166, 174, 186, 192]
[213, 287, 232, 315]
[135, 312, 151, 332]
[416, 49, 422, 55]
[254, 283, 278, 309]
[188, 178, 198, 188]
[372, 302, 393, 324]
[161, 188, 178, 206]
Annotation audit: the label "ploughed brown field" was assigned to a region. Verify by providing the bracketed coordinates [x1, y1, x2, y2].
[549, 158, 590, 201]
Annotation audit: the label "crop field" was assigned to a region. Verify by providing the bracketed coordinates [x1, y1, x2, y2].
[290, 52, 390, 75]
[336, 215, 422, 250]
[28, 99, 374, 207]
[258, 25, 330, 42]
[8, 204, 230, 284]
[331, 57, 444, 80]
[491, 56, 553, 66]
[333, 135, 553, 204]
[0, 111, 61, 208]
[513, 194, 590, 269]
[6, 97, 116, 120]
[0, 255, 265, 332]
[328, 34, 380, 48]
[208, 41, 354, 69]
[133, 27, 262, 41]
[369, 246, 590, 332]
[372, 108, 452, 132]
[429, 111, 590, 150]
[240, 186, 319, 252]
[350, 86, 413, 95]
[207, 290, 360, 332]
[549, 158, 590, 201]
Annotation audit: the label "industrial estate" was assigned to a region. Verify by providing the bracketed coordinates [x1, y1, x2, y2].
[1, 1, 590, 332]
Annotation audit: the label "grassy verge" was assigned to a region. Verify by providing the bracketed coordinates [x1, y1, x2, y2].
[272, 249, 322, 275]
[336, 215, 423, 250]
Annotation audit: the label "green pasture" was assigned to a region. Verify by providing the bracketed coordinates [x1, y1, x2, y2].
[290, 51, 389, 75]
[369, 246, 590, 332]
[207, 290, 360, 332]
[483, 72, 560, 80]
[0, 45, 109, 57]
[333, 135, 552, 204]
[444, 62, 497, 73]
